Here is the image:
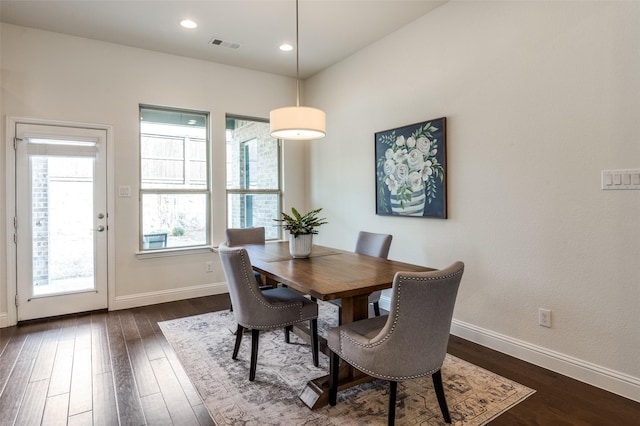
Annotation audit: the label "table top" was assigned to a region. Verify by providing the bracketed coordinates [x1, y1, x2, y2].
[242, 241, 434, 302]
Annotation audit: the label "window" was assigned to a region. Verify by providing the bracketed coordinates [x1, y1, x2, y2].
[226, 116, 281, 239]
[140, 106, 210, 250]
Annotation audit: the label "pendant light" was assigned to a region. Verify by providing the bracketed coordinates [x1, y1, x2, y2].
[270, 0, 326, 140]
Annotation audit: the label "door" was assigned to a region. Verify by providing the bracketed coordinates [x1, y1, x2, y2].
[14, 123, 108, 321]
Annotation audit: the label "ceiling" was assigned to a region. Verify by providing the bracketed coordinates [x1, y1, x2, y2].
[0, 0, 446, 79]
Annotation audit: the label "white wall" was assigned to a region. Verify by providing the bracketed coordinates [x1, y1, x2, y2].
[306, 1, 640, 401]
[2, 0, 639, 402]
[0, 23, 307, 321]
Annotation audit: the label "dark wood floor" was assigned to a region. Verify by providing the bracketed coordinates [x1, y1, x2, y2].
[1, 294, 638, 425]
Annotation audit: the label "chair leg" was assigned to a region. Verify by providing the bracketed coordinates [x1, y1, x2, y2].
[388, 381, 397, 426]
[329, 351, 340, 406]
[373, 301, 381, 317]
[249, 329, 260, 381]
[284, 325, 292, 343]
[232, 324, 243, 359]
[432, 370, 451, 423]
[310, 319, 319, 367]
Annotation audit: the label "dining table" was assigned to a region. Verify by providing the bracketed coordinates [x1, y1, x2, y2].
[240, 240, 434, 409]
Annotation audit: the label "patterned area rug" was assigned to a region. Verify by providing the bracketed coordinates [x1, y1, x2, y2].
[159, 302, 534, 425]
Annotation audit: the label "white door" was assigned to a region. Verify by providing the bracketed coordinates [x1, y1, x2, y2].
[14, 123, 108, 321]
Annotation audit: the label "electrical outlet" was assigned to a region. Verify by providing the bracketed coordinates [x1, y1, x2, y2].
[206, 262, 213, 273]
[538, 308, 551, 328]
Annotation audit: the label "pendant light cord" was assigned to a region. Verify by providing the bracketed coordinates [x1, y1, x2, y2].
[295, 0, 300, 107]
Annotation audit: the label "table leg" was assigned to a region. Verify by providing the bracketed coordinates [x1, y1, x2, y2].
[339, 294, 370, 324]
[299, 294, 374, 409]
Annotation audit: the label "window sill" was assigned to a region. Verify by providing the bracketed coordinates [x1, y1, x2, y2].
[136, 246, 214, 259]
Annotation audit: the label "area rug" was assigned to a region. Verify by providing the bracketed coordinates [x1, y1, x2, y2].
[159, 302, 534, 425]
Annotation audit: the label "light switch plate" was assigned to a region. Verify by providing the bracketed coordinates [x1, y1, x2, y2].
[602, 169, 640, 190]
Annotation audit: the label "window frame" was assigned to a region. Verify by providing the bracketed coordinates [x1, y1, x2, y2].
[139, 104, 212, 253]
[225, 115, 282, 239]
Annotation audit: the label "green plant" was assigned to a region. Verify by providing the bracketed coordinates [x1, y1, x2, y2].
[274, 207, 328, 237]
[172, 226, 185, 236]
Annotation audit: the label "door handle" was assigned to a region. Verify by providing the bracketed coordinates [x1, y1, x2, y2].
[97, 225, 105, 232]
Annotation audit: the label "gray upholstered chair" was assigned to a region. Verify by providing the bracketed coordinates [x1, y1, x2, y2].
[218, 243, 319, 381]
[225, 227, 266, 286]
[328, 262, 465, 425]
[225, 226, 266, 246]
[225, 227, 273, 311]
[330, 231, 393, 321]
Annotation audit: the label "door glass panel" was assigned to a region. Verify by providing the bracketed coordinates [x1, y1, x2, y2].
[31, 155, 95, 297]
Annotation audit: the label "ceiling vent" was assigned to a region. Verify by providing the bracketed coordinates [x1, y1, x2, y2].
[209, 38, 241, 50]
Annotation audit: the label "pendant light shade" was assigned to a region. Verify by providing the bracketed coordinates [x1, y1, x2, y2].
[270, 0, 326, 141]
[270, 106, 326, 140]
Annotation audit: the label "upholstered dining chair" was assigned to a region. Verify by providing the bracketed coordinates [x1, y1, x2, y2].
[218, 243, 319, 381]
[330, 231, 393, 322]
[225, 227, 274, 311]
[327, 262, 465, 425]
[225, 226, 265, 246]
[225, 227, 266, 286]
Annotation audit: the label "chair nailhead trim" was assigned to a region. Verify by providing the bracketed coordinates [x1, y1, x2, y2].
[328, 268, 463, 381]
[235, 250, 318, 329]
[328, 349, 440, 381]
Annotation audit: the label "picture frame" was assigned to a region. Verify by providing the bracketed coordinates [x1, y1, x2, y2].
[375, 117, 447, 218]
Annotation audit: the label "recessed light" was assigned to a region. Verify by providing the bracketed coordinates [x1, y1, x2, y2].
[279, 43, 294, 52]
[180, 19, 197, 29]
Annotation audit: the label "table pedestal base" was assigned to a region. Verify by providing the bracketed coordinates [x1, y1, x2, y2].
[299, 360, 372, 409]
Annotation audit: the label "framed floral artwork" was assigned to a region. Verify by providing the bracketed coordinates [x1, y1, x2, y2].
[375, 117, 447, 218]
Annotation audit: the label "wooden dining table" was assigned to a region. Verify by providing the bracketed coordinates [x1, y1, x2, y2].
[241, 241, 434, 409]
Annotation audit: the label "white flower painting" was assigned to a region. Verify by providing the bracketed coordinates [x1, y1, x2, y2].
[375, 118, 447, 218]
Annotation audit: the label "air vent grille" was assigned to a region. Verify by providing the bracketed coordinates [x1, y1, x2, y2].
[209, 38, 241, 50]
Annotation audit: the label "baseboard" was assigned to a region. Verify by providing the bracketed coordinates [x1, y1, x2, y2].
[451, 319, 640, 403]
[0, 312, 8, 328]
[379, 292, 640, 402]
[111, 282, 228, 311]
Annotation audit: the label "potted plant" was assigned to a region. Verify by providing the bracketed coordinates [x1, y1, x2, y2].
[274, 207, 328, 258]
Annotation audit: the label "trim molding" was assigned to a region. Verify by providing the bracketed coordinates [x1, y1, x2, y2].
[380, 294, 639, 402]
[451, 319, 640, 403]
[111, 282, 228, 311]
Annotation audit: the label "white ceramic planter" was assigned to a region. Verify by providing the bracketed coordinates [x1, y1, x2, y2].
[289, 234, 313, 258]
